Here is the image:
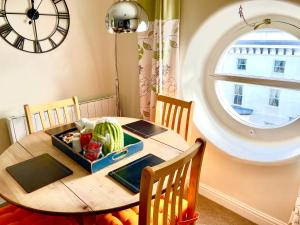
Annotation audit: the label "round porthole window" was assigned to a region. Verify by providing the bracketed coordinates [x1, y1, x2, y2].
[215, 28, 300, 129]
[181, 0, 300, 163]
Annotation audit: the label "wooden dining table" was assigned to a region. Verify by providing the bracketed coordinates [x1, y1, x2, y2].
[0, 117, 189, 224]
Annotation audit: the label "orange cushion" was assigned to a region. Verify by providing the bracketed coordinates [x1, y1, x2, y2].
[149, 210, 170, 225]
[113, 209, 137, 224]
[7, 222, 22, 225]
[0, 205, 17, 214]
[96, 194, 188, 225]
[97, 210, 138, 225]
[0, 212, 16, 224]
[123, 215, 138, 225]
[97, 213, 123, 225]
[0, 204, 78, 225]
[152, 194, 189, 217]
[131, 206, 139, 214]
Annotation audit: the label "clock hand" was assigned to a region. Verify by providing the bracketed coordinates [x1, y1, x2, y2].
[36, 0, 44, 13]
[31, 0, 35, 9]
[23, 0, 34, 23]
[6, 12, 59, 16]
[29, 0, 43, 24]
[32, 19, 38, 41]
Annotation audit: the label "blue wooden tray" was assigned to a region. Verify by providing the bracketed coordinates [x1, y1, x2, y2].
[51, 128, 143, 173]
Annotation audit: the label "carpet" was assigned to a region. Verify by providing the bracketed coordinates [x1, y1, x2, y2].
[197, 195, 257, 225]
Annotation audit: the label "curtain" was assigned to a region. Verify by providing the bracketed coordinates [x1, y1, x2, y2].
[288, 188, 300, 225]
[137, 0, 180, 121]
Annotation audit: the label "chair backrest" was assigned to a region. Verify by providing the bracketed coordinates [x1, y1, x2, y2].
[139, 138, 206, 225]
[154, 95, 194, 141]
[24, 96, 81, 134]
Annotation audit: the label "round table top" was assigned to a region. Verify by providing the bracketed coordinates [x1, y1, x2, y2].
[0, 117, 189, 215]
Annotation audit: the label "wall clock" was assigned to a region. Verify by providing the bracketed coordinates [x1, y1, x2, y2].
[0, 0, 69, 53]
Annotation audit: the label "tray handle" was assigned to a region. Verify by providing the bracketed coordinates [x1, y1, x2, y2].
[112, 149, 129, 161]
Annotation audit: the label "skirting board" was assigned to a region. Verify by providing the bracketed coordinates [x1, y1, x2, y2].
[199, 183, 287, 225]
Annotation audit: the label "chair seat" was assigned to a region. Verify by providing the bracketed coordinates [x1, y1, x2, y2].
[96, 195, 189, 225]
[0, 204, 78, 225]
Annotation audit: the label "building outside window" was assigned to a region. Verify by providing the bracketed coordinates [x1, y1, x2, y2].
[237, 58, 247, 70]
[273, 60, 286, 73]
[269, 89, 280, 107]
[233, 84, 243, 105]
[213, 29, 300, 128]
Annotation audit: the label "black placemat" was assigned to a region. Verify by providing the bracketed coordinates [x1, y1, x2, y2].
[6, 153, 73, 193]
[122, 120, 167, 138]
[108, 154, 165, 193]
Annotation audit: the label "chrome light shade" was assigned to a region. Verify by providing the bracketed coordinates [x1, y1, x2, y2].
[105, 1, 149, 33]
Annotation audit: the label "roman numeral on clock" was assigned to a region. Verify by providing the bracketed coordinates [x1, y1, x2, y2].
[48, 38, 57, 48]
[0, 23, 12, 38]
[14, 35, 25, 50]
[53, 0, 62, 4]
[57, 26, 67, 36]
[33, 41, 42, 53]
[0, 10, 5, 17]
[58, 13, 69, 20]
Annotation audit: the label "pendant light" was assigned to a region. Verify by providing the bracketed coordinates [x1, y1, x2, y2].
[105, 0, 149, 33]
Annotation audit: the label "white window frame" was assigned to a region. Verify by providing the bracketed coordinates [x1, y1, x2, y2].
[211, 74, 300, 92]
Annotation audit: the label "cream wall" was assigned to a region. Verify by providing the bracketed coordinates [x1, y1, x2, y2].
[0, 0, 115, 151]
[118, 0, 300, 223]
[117, 34, 141, 118]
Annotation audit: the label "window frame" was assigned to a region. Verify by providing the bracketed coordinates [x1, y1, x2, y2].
[210, 73, 300, 90]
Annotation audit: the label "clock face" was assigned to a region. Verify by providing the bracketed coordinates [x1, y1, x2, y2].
[0, 0, 70, 53]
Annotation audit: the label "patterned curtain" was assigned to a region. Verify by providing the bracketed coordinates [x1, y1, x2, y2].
[137, 0, 180, 121]
[289, 188, 300, 225]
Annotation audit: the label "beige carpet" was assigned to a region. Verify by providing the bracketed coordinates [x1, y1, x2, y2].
[197, 195, 257, 225]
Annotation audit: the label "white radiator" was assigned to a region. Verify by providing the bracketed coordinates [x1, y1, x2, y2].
[6, 95, 117, 144]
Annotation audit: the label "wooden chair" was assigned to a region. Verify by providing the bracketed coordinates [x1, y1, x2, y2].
[154, 95, 194, 141]
[139, 138, 205, 225]
[24, 96, 81, 134]
[97, 138, 206, 225]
